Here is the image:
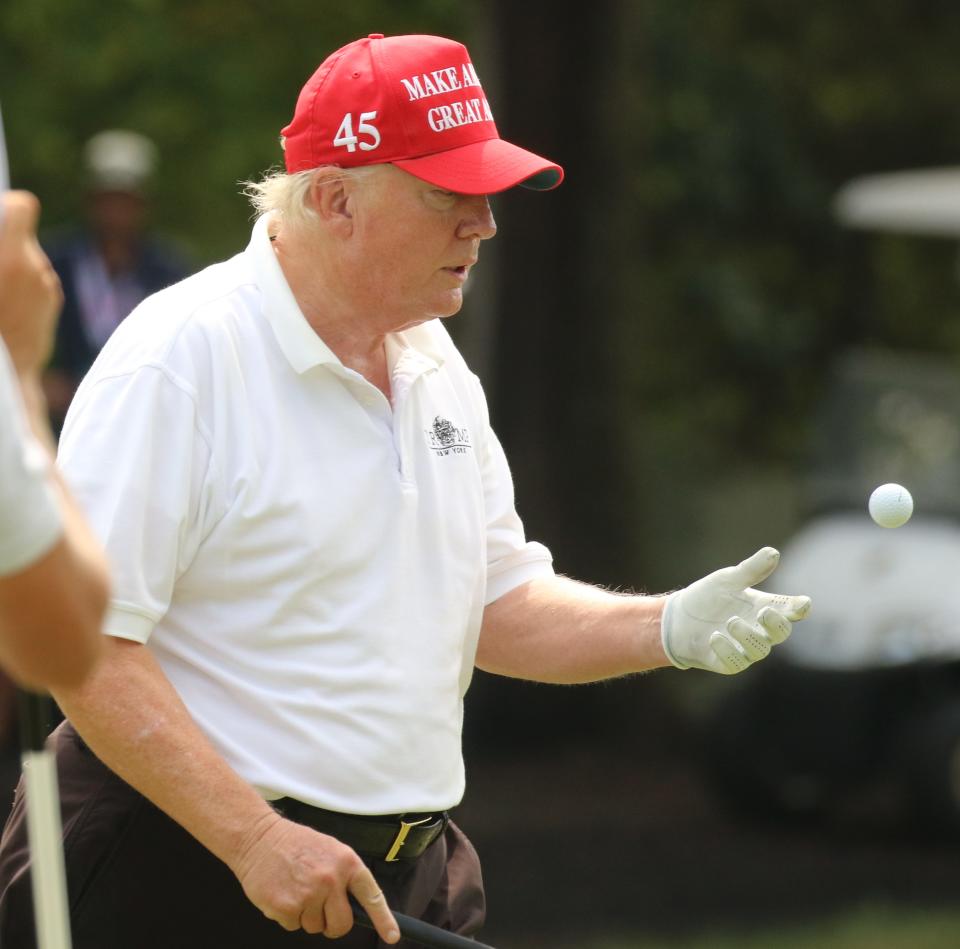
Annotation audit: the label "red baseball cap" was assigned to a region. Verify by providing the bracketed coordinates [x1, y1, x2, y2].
[281, 33, 564, 195]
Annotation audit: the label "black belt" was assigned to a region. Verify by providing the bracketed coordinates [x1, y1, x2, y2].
[273, 798, 448, 863]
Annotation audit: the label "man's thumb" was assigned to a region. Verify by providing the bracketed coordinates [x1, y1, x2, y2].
[0, 191, 40, 245]
[729, 546, 780, 589]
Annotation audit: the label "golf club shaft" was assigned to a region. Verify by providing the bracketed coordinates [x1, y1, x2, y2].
[18, 689, 72, 949]
[352, 902, 496, 949]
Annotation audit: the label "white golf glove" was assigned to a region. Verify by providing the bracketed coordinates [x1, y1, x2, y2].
[661, 547, 811, 675]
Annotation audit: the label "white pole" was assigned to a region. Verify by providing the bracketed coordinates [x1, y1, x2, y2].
[21, 728, 74, 949]
[0, 101, 9, 225]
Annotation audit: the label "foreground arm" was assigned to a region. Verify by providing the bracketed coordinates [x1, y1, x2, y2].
[0, 191, 107, 689]
[0, 375, 109, 690]
[478, 548, 811, 681]
[52, 637, 399, 944]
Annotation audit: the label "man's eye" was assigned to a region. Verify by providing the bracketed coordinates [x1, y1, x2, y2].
[425, 189, 457, 209]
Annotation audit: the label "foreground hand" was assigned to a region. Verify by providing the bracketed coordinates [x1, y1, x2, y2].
[232, 814, 400, 943]
[661, 547, 811, 674]
[0, 191, 62, 376]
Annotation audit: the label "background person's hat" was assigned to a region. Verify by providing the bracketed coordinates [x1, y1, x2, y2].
[83, 129, 158, 193]
[281, 33, 563, 195]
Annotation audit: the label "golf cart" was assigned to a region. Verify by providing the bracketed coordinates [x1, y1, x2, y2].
[698, 169, 960, 836]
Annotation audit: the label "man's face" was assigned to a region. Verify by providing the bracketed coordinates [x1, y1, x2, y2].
[341, 165, 497, 329]
[87, 189, 147, 242]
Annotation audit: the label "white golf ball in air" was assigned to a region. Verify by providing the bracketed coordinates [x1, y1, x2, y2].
[868, 483, 913, 528]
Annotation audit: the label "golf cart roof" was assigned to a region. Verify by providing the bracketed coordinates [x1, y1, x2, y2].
[834, 166, 960, 237]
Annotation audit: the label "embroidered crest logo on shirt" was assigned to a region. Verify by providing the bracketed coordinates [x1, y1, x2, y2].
[425, 416, 471, 456]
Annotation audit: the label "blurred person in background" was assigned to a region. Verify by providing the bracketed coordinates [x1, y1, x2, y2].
[42, 129, 191, 431]
[0, 190, 109, 800]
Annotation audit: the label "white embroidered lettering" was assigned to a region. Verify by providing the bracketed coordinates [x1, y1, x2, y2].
[443, 67, 461, 90]
[401, 76, 426, 101]
[426, 97, 493, 133]
[399, 63, 482, 102]
[430, 69, 452, 94]
[427, 105, 456, 132]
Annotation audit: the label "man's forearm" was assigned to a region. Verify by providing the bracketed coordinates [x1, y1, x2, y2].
[52, 637, 281, 873]
[476, 575, 669, 683]
[53, 636, 401, 943]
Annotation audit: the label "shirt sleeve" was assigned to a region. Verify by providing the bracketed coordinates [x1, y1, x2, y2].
[471, 375, 555, 605]
[57, 364, 219, 642]
[0, 343, 62, 574]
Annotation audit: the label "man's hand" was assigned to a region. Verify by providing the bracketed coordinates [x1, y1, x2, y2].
[0, 190, 62, 377]
[231, 812, 400, 943]
[661, 547, 811, 674]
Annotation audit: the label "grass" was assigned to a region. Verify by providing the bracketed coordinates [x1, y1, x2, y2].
[591, 904, 960, 949]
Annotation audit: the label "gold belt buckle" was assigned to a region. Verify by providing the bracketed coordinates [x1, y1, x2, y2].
[384, 815, 433, 862]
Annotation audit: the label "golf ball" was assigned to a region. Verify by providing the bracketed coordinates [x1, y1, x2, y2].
[868, 483, 913, 528]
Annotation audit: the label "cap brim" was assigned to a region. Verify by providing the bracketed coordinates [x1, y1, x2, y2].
[393, 138, 563, 195]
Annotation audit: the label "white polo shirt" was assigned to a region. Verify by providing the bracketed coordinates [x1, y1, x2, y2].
[58, 215, 553, 814]
[0, 341, 61, 574]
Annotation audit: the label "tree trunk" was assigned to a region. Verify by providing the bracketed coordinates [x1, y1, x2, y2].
[486, 0, 631, 587]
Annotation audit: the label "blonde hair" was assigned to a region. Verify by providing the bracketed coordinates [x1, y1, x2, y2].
[241, 164, 379, 229]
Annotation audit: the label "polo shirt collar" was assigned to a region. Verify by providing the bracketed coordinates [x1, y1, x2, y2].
[387, 325, 445, 374]
[249, 215, 339, 374]
[249, 214, 447, 376]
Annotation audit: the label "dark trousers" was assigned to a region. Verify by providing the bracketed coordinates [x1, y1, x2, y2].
[0, 722, 486, 948]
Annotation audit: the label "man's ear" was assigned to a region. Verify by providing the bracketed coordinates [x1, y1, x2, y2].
[307, 172, 352, 230]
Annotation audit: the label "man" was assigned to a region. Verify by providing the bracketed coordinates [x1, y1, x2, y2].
[42, 129, 191, 432]
[0, 189, 107, 691]
[0, 34, 810, 948]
